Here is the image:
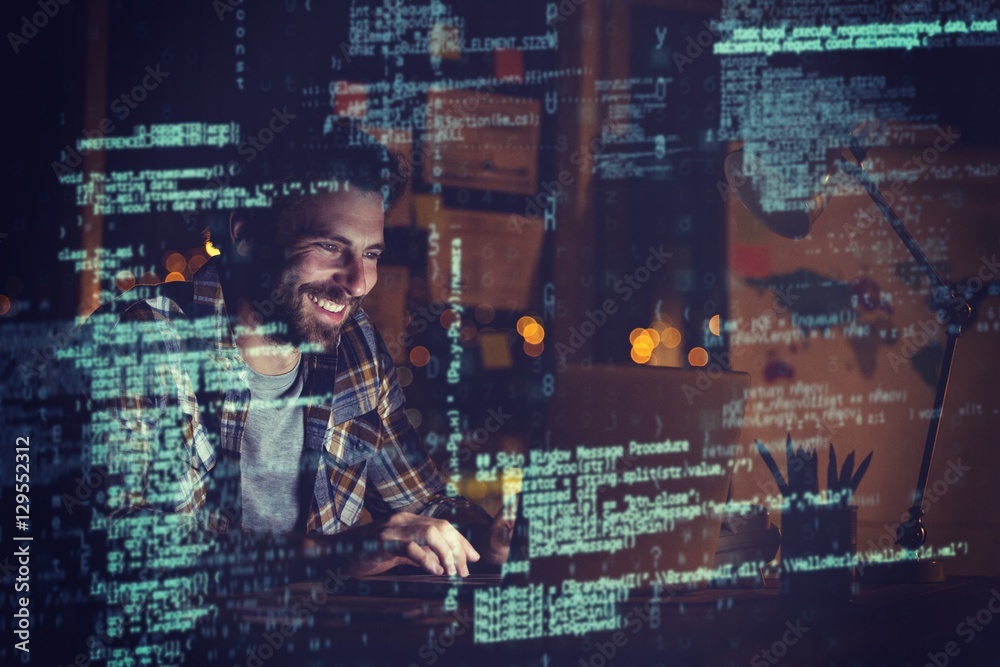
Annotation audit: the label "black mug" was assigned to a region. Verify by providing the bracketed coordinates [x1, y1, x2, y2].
[780, 503, 858, 602]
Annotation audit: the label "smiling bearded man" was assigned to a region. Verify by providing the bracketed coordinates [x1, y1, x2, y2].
[248, 188, 386, 356]
[93, 120, 513, 580]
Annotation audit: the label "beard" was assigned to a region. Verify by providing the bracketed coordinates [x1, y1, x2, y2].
[269, 265, 364, 354]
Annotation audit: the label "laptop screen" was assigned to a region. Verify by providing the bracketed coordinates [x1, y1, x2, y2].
[504, 364, 750, 592]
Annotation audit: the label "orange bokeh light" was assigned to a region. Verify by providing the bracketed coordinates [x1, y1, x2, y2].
[164, 252, 187, 273]
[661, 327, 681, 348]
[115, 270, 136, 292]
[475, 304, 496, 325]
[522, 322, 545, 344]
[410, 346, 431, 367]
[460, 321, 478, 341]
[630, 347, 651, 364]
[516, 315, 538, 336]
[688, 347, 709, 366]
[523, 340, 544, 357]
[709, 314, 721, 336]
[405, 408, 423, 429]
[0, 295, 10, 316]
[632, 329, 657, 355]
[165, 271, 186, 283]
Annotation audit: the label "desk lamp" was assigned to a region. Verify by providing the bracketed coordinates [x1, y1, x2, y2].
[725, 124, 979, 582]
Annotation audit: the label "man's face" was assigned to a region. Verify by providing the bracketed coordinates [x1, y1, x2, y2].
[270, 189, 385, 352]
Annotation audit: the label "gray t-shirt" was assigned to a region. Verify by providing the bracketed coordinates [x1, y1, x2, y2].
[240, 356, 306, 532]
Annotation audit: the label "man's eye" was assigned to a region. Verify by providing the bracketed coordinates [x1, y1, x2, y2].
[364, 252, 381, 261]
[316, 242, 340, 253]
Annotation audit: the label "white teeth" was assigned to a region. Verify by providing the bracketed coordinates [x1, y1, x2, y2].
[308, 293, 345, 313]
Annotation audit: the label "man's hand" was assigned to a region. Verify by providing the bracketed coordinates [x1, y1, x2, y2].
[349, 512, 481, 578]
[480, 495, 517, 567]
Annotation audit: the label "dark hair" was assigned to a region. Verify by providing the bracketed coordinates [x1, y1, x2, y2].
[230, 116, 405, 247]
[281, 117, 405, 207]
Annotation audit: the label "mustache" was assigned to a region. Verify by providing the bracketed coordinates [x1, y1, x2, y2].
[298, 283, 362, 306]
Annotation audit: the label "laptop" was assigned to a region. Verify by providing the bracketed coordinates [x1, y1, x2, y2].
[354, 363, 750, 597]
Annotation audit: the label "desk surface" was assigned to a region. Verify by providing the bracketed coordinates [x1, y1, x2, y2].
[212, 576, 1000, 666]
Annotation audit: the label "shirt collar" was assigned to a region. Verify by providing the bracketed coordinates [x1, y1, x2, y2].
[191, 258, 237, 359]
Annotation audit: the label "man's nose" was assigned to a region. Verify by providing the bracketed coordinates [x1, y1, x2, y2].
[335, 253, 367, 298]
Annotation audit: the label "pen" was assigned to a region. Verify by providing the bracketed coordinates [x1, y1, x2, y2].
[755, 438, 789, 497]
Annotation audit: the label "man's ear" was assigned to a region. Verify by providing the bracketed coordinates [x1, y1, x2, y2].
[229, 212, 253, 258]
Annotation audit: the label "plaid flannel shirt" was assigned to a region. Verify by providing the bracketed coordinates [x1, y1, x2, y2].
[92, 259, 485, 535]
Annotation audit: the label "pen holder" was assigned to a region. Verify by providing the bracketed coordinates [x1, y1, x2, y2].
[780, 503, 858, 602]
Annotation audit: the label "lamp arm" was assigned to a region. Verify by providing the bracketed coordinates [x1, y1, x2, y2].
[838, 160, 972, 324]
[837, 158, 974, 551]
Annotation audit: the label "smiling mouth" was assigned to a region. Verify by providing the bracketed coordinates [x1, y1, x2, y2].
[306, 292, 347, 314]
